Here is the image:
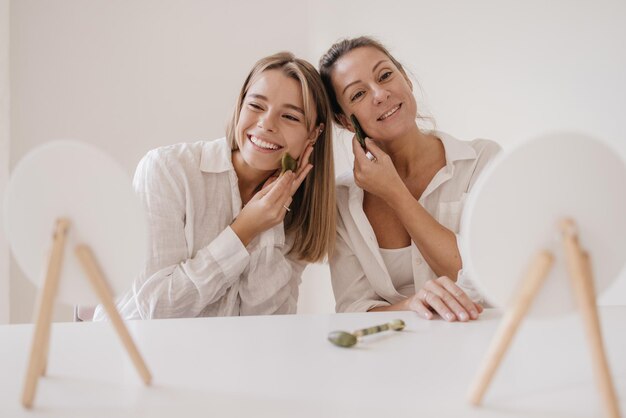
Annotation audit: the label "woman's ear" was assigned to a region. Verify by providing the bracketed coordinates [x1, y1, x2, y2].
[337, 114, 354, 133]
[308, 123, 325, 144]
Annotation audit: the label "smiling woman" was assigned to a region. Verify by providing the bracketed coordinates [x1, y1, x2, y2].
[94, 52, 335, 320]
[319, 37, 500, 321]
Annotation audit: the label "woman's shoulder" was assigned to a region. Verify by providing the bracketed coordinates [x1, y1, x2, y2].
[141, 138, 229, 171]
[143, 138, 224, 163]
[467, 137, 502, 158]
[436, 131, 501, 164]
[135, 138, 230, 184]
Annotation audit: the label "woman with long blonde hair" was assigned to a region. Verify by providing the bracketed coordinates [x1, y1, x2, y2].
[95, 52, 335, 319]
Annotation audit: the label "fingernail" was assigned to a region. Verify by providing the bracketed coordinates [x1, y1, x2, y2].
[459, 312, 468, 321]
[445, 313, 455, 321]
[470, 310, 478, 319]
[424, 311, 432, 319]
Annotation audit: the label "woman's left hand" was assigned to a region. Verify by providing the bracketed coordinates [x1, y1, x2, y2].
[353, 137, 405, 201]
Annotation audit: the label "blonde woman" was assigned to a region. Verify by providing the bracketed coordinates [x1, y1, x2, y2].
[95, 52, 335, 320]
[319, 37, 500, 321]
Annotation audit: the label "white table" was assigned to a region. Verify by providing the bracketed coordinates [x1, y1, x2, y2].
[1, 308, 624, 417]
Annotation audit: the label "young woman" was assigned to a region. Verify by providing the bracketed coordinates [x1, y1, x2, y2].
[95, 52, 335, 320]
[319, 37, 500, 321]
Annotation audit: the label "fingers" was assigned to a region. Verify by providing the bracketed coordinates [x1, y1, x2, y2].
[417, 288, 456, 321]
[291, 164, 313, 195]
[296, 144, 314, 177]
[406, 295, 433, 320]
[260, 171, 280, 192]
[263, 170, 294, 203]
[437, 276, 480, 320]
[363, 138, 383, 159]
[352, 136, 368, 162]
[417, 277, 480, 322]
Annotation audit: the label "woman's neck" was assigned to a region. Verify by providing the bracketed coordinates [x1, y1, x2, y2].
[375, 124, 443, 180]
[231, 150, 275, 204]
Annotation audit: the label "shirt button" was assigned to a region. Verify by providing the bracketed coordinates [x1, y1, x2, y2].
[415, 258, 422, 266]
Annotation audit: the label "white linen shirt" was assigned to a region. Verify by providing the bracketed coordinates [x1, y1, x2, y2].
[329, 132, 501, 313]
[94, 138, 305, 320]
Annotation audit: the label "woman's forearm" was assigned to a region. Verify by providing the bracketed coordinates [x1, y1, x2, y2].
[388, 186, 462, 279]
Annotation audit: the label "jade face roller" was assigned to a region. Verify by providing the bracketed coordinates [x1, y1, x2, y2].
[328, 319, 406, 348]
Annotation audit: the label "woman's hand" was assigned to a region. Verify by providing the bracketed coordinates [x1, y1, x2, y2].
[353, 137, 405, 201]
[371, 276, 483, 322]
[231, 144, 314, 246]
[409, 276, 483, 321]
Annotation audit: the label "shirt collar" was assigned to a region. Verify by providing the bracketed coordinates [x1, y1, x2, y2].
[435, 131, 477, 165]
[200, 137, 234, 173]
[336, 132, 477, 188]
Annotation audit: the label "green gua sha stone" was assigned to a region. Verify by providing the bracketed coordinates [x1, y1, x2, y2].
[281, 152, 297, 174]
[327, 319, 406, 348]
[350, 114, 367, 150]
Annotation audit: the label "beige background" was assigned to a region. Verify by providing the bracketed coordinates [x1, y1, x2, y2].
[3, 0, 626, 323]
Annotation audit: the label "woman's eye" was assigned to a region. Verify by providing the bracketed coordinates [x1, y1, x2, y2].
[248, 102, 263, 110]
[380, 71, 392, 81]
[350, 91, 365, 102]
[283, 114, 301, 122]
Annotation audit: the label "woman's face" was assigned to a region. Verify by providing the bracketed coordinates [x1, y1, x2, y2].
[331, 47, 417, 141]
[236, 69, 318, 172]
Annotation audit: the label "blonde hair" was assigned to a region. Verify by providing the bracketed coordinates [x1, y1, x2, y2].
[226, 52, 336, 262]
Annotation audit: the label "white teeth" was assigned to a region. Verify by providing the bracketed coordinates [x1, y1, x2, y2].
[250, 135, 280, 150]
[379, 105, 400, 120]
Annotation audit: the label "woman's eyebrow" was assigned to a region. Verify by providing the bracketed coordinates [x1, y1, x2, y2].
[248, 94, 304, 115]
[248, 93, 267, 101]
[284, 104, 304, 115]
[341, 60, 389, 96]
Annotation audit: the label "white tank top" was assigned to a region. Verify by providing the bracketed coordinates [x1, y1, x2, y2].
[379, 246, 414, 297]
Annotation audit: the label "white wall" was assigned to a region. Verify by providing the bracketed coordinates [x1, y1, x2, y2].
[0, 0, 9, 324]
[307, 0, 626, 305]
[6, 0, 626, 322]
[8, 0, 312, 322]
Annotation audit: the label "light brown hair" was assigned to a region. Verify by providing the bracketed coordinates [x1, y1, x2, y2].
[226, 52, 336, 262]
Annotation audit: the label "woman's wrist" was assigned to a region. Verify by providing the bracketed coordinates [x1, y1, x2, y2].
[230, 218, 257, 247]
[385, 181, 414, 212]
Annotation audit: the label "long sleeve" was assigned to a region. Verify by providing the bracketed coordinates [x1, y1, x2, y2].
[95, 146, 250, 320]
[238, 227, 307, 315]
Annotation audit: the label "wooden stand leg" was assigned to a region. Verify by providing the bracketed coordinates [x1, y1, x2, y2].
[562, 221, 621, 418]
[75, 245, 152, 385]
[22, 219, 70, 409]
[467, 250, 554, 405]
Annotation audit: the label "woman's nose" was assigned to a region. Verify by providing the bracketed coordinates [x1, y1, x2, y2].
[257, 113, 277, 132]
[372, 86, 390, 105]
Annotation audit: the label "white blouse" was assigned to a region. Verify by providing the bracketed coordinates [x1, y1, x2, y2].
[329, 132, 501, 313]
[93, 138, 305, 320]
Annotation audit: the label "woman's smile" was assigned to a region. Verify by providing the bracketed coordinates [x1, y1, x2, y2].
[247, 134, 284, 153]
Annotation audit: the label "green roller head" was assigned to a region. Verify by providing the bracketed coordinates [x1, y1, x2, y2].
[281, 152, 297, 174]
[350, 114, 367, 150]
[328, 331, 358, 348]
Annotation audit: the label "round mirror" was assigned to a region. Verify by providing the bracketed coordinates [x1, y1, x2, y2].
[4, 140, 147, 305]
[460, 132, 626, 317]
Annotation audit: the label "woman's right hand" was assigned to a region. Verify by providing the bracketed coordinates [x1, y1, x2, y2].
[231, 145, 314, 247]
[231, 171, 295, 246]
[352, 137, 406, 202]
